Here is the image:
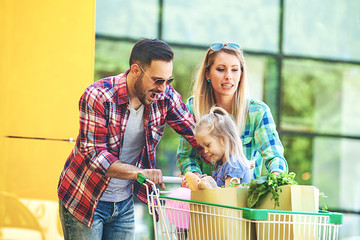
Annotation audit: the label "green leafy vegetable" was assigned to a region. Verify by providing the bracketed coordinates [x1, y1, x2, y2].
[319, 192, 328, 211]
[247, 172, 297, 208]
[228, 181, 250, 188]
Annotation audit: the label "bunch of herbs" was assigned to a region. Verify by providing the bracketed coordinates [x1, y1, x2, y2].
[247, 172, 297, 208]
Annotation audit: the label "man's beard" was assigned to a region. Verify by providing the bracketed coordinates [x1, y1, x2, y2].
[134, 74, 151, 106]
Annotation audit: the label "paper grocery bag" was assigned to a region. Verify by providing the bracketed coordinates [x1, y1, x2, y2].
[255, 185, 319, 212]
[191, 187, 248, 207]
[255, 185, 319, 240]
[188, 188, 255, 240]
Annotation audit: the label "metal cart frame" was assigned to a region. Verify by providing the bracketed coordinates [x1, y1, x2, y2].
[137, 175, 342, 240]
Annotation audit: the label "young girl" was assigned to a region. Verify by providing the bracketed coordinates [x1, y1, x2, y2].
[194, 106, 251, 187]
[177, 42, 287, 180]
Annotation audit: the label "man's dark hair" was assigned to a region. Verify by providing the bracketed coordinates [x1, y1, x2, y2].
[129, 38, 174, 68]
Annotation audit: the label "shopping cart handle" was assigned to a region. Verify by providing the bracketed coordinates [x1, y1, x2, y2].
[136, 174, 182, 185]
[136, 173, 147, 184]
[163, 176, 182, 184]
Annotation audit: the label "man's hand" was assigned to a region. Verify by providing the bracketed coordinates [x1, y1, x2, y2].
[139, 169, 165, 190]
[106, 161, 165, 190]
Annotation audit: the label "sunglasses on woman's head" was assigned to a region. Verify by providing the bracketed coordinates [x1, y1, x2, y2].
[139, 65, 174, 85]
[210, 42, 241, 51]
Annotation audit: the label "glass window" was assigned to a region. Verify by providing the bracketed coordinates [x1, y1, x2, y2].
[282, 135, 360, 213]
[281, 135, 313, 185]
[172, 47, 207, 100]
[163, 0, 279, 52]
[284, 0, 360, 61]
[247, 56, 280, 122]
[312, 137, 360, 212]
[340, 214, 360, 239]
[95, 0, 158, 38]
[281, 60, 360, 137]
[94, 39, 134, 81]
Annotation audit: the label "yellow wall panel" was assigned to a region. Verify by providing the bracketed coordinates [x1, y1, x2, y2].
[0, 0, 95, 138]
[3, 139, 75, 200]
[0, 0, 95, 201]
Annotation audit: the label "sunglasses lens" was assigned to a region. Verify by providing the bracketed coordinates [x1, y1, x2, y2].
[167, 77, 174, 85]
[154, 79, 166, 85]
[227, 43, 240, 49]
[210, 43, 224, 51]
[154, 77, 174, 85]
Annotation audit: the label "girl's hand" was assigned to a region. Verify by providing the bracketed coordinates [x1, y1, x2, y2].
[180, 175, 188, 188]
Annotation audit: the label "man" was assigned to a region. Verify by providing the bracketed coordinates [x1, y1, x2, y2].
[57, 39, 206, 240]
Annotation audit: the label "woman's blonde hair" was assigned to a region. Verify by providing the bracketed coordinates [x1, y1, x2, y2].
[192, 44, 249, 132]
[194, 106, 247, 167]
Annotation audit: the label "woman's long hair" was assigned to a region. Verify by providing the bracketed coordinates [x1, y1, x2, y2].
[192, 44, 249, 133]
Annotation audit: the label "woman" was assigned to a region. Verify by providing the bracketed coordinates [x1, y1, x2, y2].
[176, 42, 288, 179]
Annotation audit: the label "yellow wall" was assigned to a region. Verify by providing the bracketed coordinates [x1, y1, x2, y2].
[0, 0, 95, 200]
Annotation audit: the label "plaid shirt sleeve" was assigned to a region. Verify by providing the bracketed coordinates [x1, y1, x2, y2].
[57, 76, 127, 227]
[165, 89, 207, 162]
[250, 100, 288, 178]
[176, 97, 213, 175]
[77, 85, 119, 174]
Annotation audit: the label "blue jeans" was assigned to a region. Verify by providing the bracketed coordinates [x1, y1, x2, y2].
[59, 196, 135, 240]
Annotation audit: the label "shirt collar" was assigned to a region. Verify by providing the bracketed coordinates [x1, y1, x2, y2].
[117, 69, 130, 105]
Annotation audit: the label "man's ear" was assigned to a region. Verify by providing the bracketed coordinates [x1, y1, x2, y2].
[130, 64, 141, 76]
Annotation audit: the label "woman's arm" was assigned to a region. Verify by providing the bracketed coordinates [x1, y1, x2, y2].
[252, 101, 288, 175]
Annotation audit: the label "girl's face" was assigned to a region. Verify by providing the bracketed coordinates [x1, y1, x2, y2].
[196, 133, 225, 164]
[206, 52, 241, 99]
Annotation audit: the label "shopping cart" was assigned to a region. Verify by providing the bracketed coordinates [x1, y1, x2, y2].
[137, 174, 343, 240]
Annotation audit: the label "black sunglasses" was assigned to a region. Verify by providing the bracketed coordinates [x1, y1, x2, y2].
[139, 65, 174, 85]
[210, 42, 241, 51]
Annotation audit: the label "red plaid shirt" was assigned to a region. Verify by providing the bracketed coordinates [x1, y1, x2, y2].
[57, 70, 205, 227]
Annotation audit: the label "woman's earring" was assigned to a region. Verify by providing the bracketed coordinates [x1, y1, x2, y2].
[207, 79, 211, 83]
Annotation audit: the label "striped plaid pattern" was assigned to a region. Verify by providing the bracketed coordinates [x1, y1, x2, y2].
[58, 71, 205, 227]
[176, 97, 288, 179]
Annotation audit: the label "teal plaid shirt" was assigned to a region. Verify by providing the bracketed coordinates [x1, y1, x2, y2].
[176, 97, 288, 179]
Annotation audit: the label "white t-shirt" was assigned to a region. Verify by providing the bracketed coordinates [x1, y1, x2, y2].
[100, 104, 146, 202]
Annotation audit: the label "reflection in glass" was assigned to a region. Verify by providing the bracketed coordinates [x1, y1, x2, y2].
[163, 0, 279, 52]
[94, 40, 134, 81]
[281, 135, 313, 185]
[340, 214, 360, 239]
[281, 60, 360, 136]
[312, 137, 360, 212]
[284, 0, 360, 61]
[95, 0, 158, 38]
[282, 135, 360, 238]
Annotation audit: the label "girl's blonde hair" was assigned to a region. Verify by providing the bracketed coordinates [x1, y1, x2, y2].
[192, 44, 249, 132]
[194, 106, 247, 167]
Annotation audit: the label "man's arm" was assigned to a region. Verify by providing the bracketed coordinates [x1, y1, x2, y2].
[106, 161, 165, 190]
[165, 92, 210, 172]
